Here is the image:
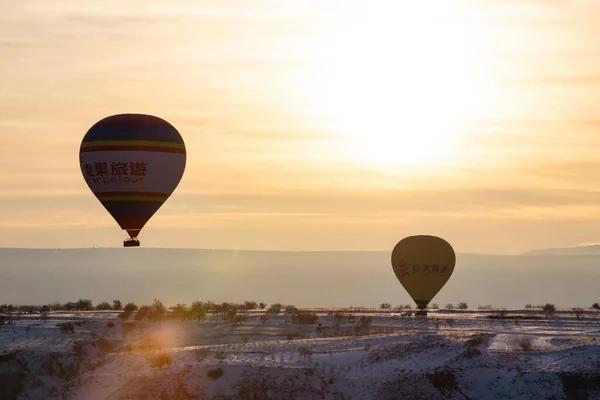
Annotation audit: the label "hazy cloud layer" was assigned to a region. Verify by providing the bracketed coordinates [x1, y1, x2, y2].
[2, 0, 600, 252]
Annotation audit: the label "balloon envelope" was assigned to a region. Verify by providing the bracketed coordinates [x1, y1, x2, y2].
[391, 235, 455, 309]
[79, 114, 186, 238]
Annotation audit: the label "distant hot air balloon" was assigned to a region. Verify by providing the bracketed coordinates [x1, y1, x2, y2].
[79, 114, 186, 247]
[391, 235, 455, 314]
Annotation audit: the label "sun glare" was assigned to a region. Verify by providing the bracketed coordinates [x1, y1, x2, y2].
[309, 2, 490, 168]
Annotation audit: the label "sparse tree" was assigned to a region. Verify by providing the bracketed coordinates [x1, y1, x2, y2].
[380, 303, 391, 309]
[354, 316, 372, 335]
[151, 298, 167, 320]
[118, 311, 130, 321]
[225, 307, 238, 323]
[543, 303, 556, 318]
[40, 305, 50, 322]
[113, 300, 123, 310]
[289, 311, 319, 325]
[124, 302, 138, 313]
[430, 303, 439, 309]
[234, 314, 248, 326]
[285, 305, 298, 314]
[76, 299, 93, 311]
[259, 302, 267, 309]
[446, 303, 455, 310]
[96, 302, 112, 311]
[244, 301, 258, 310]
[170, 304, 190, 321]
[571, 307, 584, 320]
[267, 303, 282, 314]
[592, 303, 600, 311]
[457, 302, 468, 310]
[190, 301, 207, 321]
[135, 305, 151, 321]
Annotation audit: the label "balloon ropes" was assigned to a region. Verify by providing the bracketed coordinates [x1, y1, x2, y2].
[391, 235, 455, 315]
[79, 114, 186, 247]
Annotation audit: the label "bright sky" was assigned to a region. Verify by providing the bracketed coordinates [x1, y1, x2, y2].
[2, 0, 600, 254]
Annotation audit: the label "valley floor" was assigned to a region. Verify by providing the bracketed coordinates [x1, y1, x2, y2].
[1, 309, 600, 399]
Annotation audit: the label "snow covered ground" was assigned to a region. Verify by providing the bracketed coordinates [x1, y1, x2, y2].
[2, 309, 600, 399]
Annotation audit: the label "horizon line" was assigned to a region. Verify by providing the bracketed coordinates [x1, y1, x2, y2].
[0, 246, 566, 256]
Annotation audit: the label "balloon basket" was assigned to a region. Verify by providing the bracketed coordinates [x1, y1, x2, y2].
[124, 238, 140, 247]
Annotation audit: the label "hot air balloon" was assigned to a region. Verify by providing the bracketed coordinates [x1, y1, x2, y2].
[79, 114, 186, 247]
[391, 235, 455, 316]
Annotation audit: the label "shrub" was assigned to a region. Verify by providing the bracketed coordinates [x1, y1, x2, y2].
[380, 303, 391, 309]
[446, 304, 455, 310]
[298, 346, 312, 358]
[112, 300, 123, 310]
[592, 303, 600, 311]
[571, 307, 584, 320]
[195, 348, 208, 361]
[543, 303, 556, 318]
[59, 323, 75, 334]
[289, 311, 319, 325]
[519, 339, 532, 351]
[149, 352, 172, 369]
[457, 302, 468, 310]
[215, 351, 227, 364]
[430, 303, 439, 309]
[207, 367, 224, 379]
[354, 315, 372, 335]
[258, 314, 269, 324]
[259, 302, 267, 309]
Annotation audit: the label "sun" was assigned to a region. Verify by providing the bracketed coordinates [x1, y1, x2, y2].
[307, 2, 489, 168]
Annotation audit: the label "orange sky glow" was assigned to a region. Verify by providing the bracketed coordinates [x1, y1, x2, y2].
[2, 0, 600, 253]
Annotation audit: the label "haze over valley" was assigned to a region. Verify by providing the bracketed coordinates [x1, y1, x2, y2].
[1, 247, 598, 309]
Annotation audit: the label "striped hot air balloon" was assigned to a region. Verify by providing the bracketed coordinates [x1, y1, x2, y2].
[79, 114, 186, 246]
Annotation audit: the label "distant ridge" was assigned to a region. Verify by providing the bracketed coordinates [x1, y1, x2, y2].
[0, 247, 504, 256]
[522, 244, 600, 256]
